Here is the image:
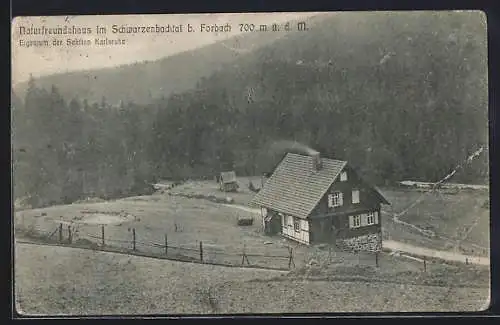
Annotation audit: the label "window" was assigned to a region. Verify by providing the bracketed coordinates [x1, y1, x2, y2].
[294, 218, 300, 232]
[328, 192, 343, 208]
[340, 171, 348, 182]
[366, 211, 377, 225]
[350, 215, 361, 228]
[352, 189, 360, 204]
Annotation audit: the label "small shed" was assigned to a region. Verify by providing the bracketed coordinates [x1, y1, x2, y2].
[219, 171, 239, 192]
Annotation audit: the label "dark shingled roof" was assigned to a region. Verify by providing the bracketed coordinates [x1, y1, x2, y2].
[249, 153, 347, 219]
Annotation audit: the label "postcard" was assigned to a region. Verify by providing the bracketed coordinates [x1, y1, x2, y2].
[11, 11, 490, 315]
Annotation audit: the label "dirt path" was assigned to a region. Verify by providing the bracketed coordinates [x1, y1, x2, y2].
[222, 204, 260, 214]
[383, 240, 489, 266]
[225, 204, 490, 266]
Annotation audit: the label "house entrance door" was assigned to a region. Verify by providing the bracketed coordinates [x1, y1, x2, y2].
[330, 224, 337, 243]
[317, 219, 329, 243]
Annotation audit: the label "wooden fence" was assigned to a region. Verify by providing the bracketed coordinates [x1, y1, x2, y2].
[18, 223, 296, 270]
[15, 220, 469, 273]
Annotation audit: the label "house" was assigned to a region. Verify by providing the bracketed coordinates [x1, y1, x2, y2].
[249, 152, 390, 252]
[219, 171, 239, 192]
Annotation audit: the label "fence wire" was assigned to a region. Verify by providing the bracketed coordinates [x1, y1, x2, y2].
[15, 215, 478, 273]
[15, 220, 295, 270]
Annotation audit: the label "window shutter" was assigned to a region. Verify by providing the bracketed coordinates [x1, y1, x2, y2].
[328, 194, 333, 208]
[339, 192, 344, 206]
[375, 211, 379, 224]
[360, 214, 367, 226]
[348, 215, 354, 228]
[302, 219, 309, 231]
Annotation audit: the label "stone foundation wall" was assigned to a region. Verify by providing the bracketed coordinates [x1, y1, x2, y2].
[336, 232, 382, 253]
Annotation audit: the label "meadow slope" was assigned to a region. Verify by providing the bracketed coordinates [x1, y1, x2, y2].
[167, 179, 490, 256]
[14, 180, 490, 269]
[15, 244, 489, 315]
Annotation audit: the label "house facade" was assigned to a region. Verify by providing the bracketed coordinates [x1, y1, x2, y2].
[250, 152, 390, 252]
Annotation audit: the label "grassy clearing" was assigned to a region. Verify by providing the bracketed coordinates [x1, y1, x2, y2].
[166, 180, 490, 255]
[167, 176, 263, 206]
[14, 193, 304, 269]
[15, 243, 490, 315]
[14, 180, 490, 271]
[12, 194, 453, 272]
[381, 188, 490, 254]
[16, 185, 403, 270]
[13, 179, 490, 315]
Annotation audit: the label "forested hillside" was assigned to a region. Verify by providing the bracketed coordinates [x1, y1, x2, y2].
[12, 81, 158, 207]
[12, 11, 489, 208]
[13, 29, 291, 105]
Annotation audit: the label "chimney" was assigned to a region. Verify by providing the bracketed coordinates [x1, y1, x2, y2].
[311, 152, 322, 171]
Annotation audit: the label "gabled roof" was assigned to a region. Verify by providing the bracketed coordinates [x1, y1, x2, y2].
[249, 153, 390, 219]
[249, 153, 347, 219]
[370, 185, 391, 205]
[342, 165, 391, 206]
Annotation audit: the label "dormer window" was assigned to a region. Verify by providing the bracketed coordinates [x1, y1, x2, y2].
[340, 171, 347, 182]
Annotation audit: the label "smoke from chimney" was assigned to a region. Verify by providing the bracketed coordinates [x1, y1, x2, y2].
[268, 140, 322, 170]
[270, 140, 319, 156]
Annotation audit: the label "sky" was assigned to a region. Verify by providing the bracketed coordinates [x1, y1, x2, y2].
[11, 12, 323, 85]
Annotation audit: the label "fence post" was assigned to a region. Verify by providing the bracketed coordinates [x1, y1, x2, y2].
[165, 234, 168, 256]
[58, 223, 63, 242]
[288, 247, 295, 269]
[132, 228, 136, 251]
[101, 225, 105, 247]
[68, 225, 72, 244]
[423, 256, 427, 272]
[241, 244, 250, 266]
[200, 241, 204, 262]
[375, 251, 379, 268]
[466, 257, 469, 265]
